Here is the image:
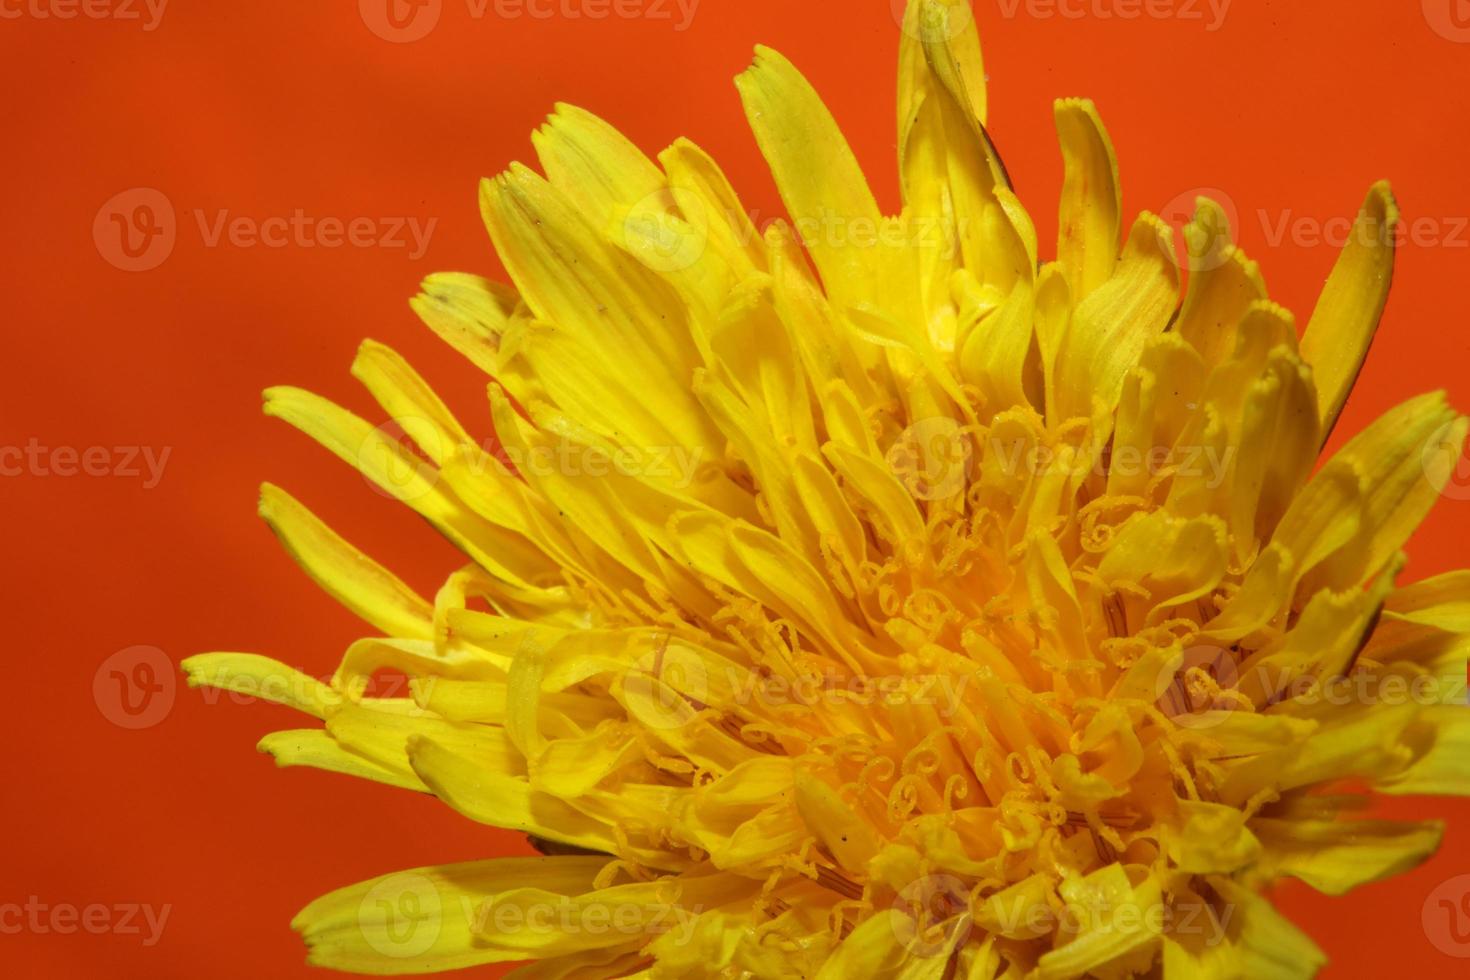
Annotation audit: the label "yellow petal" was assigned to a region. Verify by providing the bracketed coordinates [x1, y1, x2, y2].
[256, 729, 423, 791]
[736, 46, 882, 310]
[293, 857, 610, 974]
[1252, 817, 1442, 895]
[1379, 705, 1470, 796]
[257, 483, 435, 640]
[1174, 197, 1267, 367]
[182, 652, 338, 718]
[1054, 213, 1179, 421]
[1299, 182, 1400, 439]
[532, 103, 665, 230]
[1054, 98, 1121, 302]
[409, 272, 521, 378]
[1206, 877, 1326, 979]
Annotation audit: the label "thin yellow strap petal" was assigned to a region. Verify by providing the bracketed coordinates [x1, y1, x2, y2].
[182, 652, 338, 718]
[1300, 181, 1400, 440]
[257, 729, 424, 791]
[1054, 213, 1180, 421]
[1054, 98, 1121, 302]
[256, 483, 436, 640]
[1174, 197, 1268, 366]
[736, 46, 882, 310]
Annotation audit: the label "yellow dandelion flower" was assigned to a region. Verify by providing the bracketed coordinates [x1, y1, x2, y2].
[187, 1, 1470, 976]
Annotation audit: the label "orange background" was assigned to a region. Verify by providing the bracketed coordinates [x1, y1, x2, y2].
[4, 0, 1470, 976]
